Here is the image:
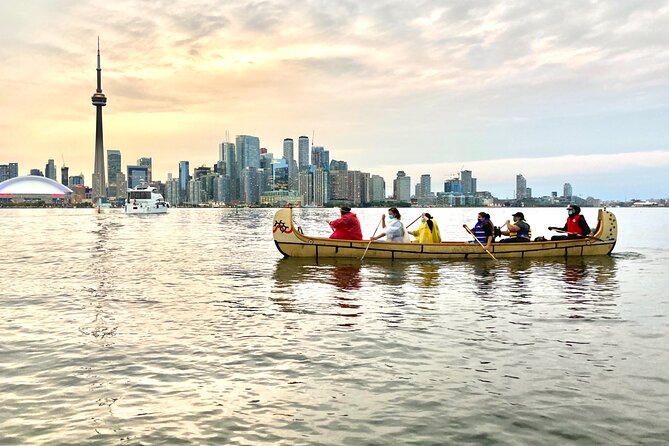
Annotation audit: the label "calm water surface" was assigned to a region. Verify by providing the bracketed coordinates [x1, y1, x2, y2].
[1, 207, 668, 445]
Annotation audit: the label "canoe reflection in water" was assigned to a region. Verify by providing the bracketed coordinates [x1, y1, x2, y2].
[273, 258, 362, 291]
[465, 256, 620, 320]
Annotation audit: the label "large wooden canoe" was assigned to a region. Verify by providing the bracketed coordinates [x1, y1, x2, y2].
[272, 208, 617, 260]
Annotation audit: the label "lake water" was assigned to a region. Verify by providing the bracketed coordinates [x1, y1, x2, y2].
[1, 207, 668, 445]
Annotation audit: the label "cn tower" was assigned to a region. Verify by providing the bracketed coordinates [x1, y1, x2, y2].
[91, 37, 107, 201]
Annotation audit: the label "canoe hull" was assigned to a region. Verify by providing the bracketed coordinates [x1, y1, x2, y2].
[273, 208, 617, 259]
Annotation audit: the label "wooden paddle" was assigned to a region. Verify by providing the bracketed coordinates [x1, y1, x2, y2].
[463, 224, 497, 261]
[361, 216, 384, 260]
[406, 214, 422, 229]
[548, 227, 602, 241]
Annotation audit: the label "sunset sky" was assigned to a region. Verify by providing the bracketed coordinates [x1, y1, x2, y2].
[1, 0, 668, 199]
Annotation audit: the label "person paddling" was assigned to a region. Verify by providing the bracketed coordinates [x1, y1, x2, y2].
[470, 211, 494, 250]
[499, 212, 531, 243]
[549, 204, 591, 240]
[327, 206, 363, 240]
[371, 207, 407, 242]
[408, 213, 441, 243]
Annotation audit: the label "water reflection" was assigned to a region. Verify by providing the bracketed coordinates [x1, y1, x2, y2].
[80, 215, 119, 346]
[272, 258, 363, 291]
[462, 255, 621, 320]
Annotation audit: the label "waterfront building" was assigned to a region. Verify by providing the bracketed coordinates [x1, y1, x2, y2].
[69, 174, 85, 187]
[283, 138, 299, 191]
[127, 165, 149, 189]
[193, 165, 212, 181]
[444, 178, 462, 193]
[298, 136, 310, 169]
[260, 190, 303, 207]
[313, 168, 330, 206]
[236, 135, 260, 169]
[330, 160, 348, 171]
[330, 170, 366, 206]
[272, 159, 289, 190]
[107, 149, 121, 198]
[419, 174, 431, 198]
[298, 168, 314, 205]
[213, 175, 231, 203]
[460, 170, 476, 195]
[0, 175, 73, 205]
[1, 163, 20, 183]
[563, 183, 573, 199]
[240, 167, 262, 204]
[370, 175, 386, 202]
[311, 146, 329, 170]
[516, 174, 530, 199]
[393, 171, 411, 202]
[165, 178, 180, 206]
[0, 165, 10, 183]
[138, 157, 152, 183]
[187, 179, 203, 205]
[61, 166, 69, 188]
[45, 159, 57, 181]
[179, 161, 190, 203]
[283, 138, 294, 164]
[91, 40, 107, 201]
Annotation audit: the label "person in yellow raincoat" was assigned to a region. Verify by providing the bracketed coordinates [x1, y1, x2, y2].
[408, 213, 441, 243]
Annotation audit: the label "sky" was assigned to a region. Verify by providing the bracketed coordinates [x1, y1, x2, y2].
[1, 0, 668, 200]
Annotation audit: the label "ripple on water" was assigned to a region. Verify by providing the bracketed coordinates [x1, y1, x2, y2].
[1, 208, 669, 444]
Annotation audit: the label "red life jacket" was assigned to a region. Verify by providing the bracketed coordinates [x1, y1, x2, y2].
[566, 214, 584, 234]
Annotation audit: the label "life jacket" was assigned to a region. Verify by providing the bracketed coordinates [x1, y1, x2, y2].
[566, 214, 584, 234]
[509, 220, 531, 239]
[473, 219, 493, 243]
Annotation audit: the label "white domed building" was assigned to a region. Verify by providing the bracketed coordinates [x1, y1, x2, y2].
[0, 175, 73, 205]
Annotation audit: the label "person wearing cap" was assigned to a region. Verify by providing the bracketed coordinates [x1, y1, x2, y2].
[408, 212, 442, 243]
[499, 212, 531, 243]
[327, 206, 363, 240]
[549, 205, 591, 240]
[371, 207, 408, 242]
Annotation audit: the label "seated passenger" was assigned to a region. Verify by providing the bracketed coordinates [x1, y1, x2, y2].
[499, 212, 531, 243]
[408, 213, 441, 243]
[327, 206, 363, 240]
[549, 205, 591, 240]
[371, 207, 407, 242]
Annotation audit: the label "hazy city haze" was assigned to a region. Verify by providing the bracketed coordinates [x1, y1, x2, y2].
[1, 0, 668, 199]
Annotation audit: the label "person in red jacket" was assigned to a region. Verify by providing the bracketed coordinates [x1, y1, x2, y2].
[327, 206, 363, 240]
[549, 204, 591, 240]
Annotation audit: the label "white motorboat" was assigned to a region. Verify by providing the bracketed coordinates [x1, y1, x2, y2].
[124, 182, 170, 214]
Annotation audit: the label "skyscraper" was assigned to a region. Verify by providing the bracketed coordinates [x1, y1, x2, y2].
[283, 138, 294, 163]
[45, 159, 56, 181]
[298, 136, 310, 169]
[563, 183, 573, 198]
[61, 166, 69, 187]
[9, 163, 18, 179]
[460, 170, 476, 195]
[516, 174, 527, 199]
[236, 135, 260, 169]
[419, 174, 431, 198]
[91, 38, 107, 201]
[138, 157, 152, 182]
[179, 161, 190, 203]
[107, 149, 121, 198]
[393, 171, 411, 202]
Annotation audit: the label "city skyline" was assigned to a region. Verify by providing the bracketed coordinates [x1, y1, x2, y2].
[1, 1, 669, 200]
